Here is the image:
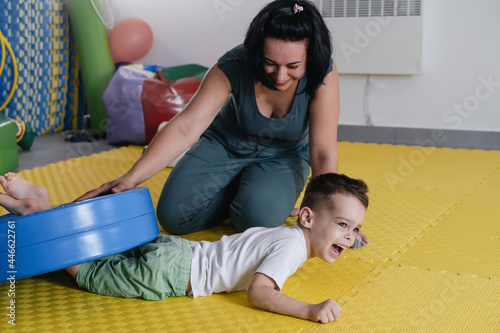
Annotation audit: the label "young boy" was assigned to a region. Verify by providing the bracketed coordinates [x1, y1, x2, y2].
[0, 172, 368, 324]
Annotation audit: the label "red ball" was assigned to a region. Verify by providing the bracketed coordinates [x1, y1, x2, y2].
[108, 18, 153, 63]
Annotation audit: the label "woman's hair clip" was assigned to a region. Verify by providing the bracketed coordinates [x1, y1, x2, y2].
[293, 3, 304, 14]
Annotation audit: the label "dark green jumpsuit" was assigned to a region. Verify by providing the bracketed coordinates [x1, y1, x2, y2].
[157, 45, 333, 234]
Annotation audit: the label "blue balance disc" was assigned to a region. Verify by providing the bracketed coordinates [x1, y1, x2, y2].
[0, 187, 159, 282]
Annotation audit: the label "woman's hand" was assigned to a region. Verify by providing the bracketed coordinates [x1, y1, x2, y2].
[74, 176, 136, 202]
[357, 229, 370, 244]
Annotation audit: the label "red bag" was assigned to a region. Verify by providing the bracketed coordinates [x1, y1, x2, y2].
[141, 71, 202, 143]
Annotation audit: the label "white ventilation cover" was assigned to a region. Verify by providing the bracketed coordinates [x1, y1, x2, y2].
[320, 0, 423, 75]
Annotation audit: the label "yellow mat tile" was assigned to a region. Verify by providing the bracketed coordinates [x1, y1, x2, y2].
[397, 147, 500, 192]
[474, 165, 500, 196]
[332, 264, 500, 333]
[339, 142, 500, 192]
[347, 183, 464, 263]
[396, 192, 500, 279]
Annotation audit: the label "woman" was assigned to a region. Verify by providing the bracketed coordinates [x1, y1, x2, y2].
[79, 1, 367, 244]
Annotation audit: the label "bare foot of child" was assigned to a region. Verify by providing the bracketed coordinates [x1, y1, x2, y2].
[0, 193, 41, 216]
[0, 172, 51, 211]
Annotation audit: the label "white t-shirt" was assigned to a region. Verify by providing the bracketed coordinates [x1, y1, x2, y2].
[189, 224, 307, 298]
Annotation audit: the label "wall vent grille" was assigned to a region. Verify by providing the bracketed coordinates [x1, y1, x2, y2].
[322, 0, 422, 18]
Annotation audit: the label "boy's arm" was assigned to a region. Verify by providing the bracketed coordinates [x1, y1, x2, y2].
[247, 273, 342, 324]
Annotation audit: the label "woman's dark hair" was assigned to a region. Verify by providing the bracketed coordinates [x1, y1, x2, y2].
[300, 173, 369, 212]
[244, 0, 332, 95]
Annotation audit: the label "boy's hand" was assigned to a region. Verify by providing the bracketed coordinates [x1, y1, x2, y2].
[308, 299, 342, 323]
[248, 273, 342, 324]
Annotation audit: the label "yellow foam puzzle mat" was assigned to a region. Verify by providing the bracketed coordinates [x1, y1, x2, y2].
[1, 142, 499, 332]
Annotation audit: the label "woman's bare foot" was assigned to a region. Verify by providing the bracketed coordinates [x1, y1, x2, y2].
[0, 172, 51, 211]
[0, 193, 41, 216]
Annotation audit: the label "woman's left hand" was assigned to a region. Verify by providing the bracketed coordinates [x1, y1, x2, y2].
[357, 230, 369, 244]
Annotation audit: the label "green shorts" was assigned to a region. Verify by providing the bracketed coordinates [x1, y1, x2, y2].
[76, 235, 192, 300]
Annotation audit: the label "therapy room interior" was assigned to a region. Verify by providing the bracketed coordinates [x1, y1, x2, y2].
[0, 0, 499, 332]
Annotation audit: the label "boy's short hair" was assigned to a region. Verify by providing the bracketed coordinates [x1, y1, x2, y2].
[300, 173, 369, 213]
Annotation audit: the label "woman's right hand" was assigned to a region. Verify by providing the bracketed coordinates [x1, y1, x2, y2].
[74, 176, 136, 202]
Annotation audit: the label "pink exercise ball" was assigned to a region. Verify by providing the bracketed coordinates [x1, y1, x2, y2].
[109, 18, 153, 63]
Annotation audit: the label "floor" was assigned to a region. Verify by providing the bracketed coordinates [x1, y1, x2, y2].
[1, 141, 499, 332]
[17, 131, 117, 171]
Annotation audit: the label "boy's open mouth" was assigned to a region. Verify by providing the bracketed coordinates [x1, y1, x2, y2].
[331, 243, 347, 257]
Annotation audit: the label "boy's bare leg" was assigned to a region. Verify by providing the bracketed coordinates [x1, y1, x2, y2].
[0, 172, 51, 211]
[65, 264, 81, 279]
[0, 173, 82, 277]
[0, 193, 41, 216]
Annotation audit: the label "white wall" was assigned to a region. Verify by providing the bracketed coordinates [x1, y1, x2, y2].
[103, 0, 500, 133]
[104, 0, 271, 67]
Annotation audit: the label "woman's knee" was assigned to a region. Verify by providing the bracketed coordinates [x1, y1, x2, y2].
[230, 207, 290, 232]
[156, 198, 201, 235]
[157, 204, 184, 235]
[230, 194, 294, 232]
[156, 188, 232, 235]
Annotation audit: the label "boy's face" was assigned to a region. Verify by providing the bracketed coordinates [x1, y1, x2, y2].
[303, 194, 366, 263]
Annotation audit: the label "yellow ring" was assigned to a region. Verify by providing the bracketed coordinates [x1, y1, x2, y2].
[0, 29, 19, 112]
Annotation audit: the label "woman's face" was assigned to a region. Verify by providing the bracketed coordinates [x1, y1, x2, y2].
[263, 37, 307, 91]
